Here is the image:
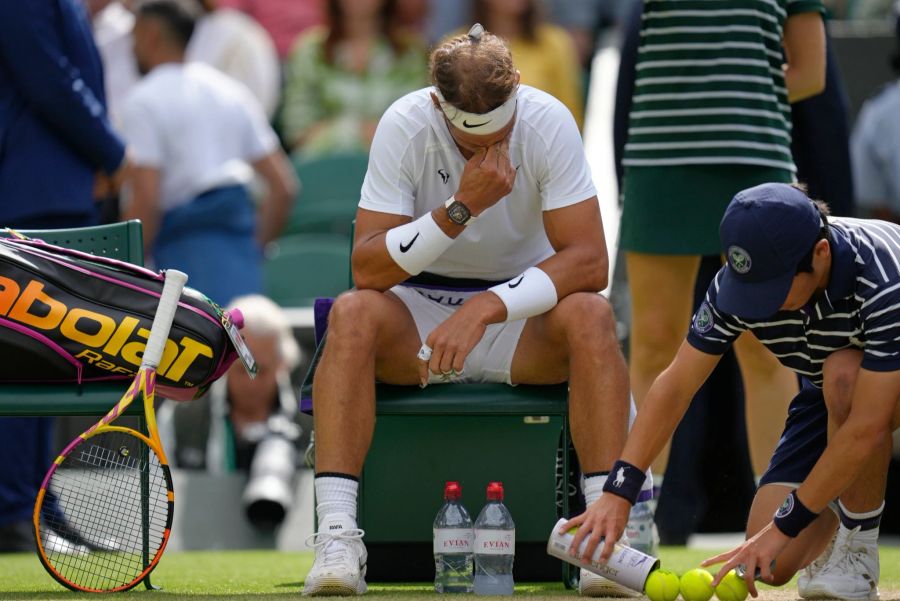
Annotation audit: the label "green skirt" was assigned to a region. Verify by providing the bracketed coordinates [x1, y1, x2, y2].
[619, 164, 792, 255]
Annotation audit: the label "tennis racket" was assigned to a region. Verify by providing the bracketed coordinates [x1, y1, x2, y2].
[32, 269, 188, 592]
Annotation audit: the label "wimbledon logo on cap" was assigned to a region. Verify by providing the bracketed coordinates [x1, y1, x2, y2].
[728, 246, 752, 274]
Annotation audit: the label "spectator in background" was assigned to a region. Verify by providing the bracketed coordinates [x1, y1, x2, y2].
[471, 0, 584, 128]
[851, 10, 900, 221]
[543, 0, 606, 68]
[163, 295, 301, 472]
[395, 0, 429, 36]
[281, 0, 427, 158]
[617, 0, 826, 543]
[791, 31, 856, 218]
[188, 0, 281, 119]
[425, 0, 472, 43]
[121, 1, 297, 306]
[86, 0, 141, 125]
[0, 0, 126, 551]
[217, 0, 323, 60]
[160, 294, 303, 531]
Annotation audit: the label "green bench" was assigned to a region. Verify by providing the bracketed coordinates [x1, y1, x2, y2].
[304, 326, 577, 585]
[359, 383, 576, 585]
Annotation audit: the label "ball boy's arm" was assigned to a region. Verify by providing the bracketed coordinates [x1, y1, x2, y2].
[620, 341, 721, 470]
[563, 341, 720, 563]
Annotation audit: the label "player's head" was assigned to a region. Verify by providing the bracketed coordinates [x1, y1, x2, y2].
[717, 182, 832, 319]
[429, 24, 520, 150]
[133, 1, 197, 74]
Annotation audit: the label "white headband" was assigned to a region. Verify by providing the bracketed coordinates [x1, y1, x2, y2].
[434, 87, 518, 135]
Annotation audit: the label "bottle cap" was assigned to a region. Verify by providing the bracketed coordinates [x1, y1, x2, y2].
[486, 481, 504, 501]
[444, 481, 462, 500]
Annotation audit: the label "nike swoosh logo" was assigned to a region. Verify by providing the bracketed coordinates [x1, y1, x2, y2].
[463, 119, 490, 128]
[400, 233, 420, 253]
[508, 276, 524, 288]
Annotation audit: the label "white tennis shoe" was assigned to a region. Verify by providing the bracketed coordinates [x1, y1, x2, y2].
[798, 532, 835, 597]
[801, 525, 879, 600]
[42, 531, 89, 556]
[302, 514, 368, 596]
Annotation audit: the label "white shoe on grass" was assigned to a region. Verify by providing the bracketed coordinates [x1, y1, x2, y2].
[798, 531, 835, 597]
[302, 514, 367, 596]
[802, 525, 879, 601]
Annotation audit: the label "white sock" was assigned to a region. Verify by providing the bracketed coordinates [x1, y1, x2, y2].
[582, 473, 608, 506]
[315, 475, 359, 523]
[837, 499, 884, 535]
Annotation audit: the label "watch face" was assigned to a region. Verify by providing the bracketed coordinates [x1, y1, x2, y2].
[447, 201, 471, 224]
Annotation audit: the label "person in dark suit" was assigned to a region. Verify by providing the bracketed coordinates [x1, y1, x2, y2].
[0, 0, 127, 551]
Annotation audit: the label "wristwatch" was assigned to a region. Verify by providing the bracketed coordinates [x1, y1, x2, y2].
[444, 196, 474, 226]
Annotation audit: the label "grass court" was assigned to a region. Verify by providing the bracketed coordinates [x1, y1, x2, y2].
[2, 546, 900, 600]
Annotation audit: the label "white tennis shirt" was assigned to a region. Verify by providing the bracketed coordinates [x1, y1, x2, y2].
[120, 62, 278, 212]
[360, 85, 596, 280]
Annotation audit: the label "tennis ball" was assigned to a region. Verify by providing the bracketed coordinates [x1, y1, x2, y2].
[645, 569, 680, 601]
[715, 570, 749, 601]
[680, 569, 714, 601]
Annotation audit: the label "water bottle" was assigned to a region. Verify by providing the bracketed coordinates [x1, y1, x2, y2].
[433, 481, 474, 593]
[473, 481, 515, 595]
[624, 500, 659, 556]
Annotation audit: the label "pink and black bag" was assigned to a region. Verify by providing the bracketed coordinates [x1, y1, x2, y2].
[0, 234, 242, 400]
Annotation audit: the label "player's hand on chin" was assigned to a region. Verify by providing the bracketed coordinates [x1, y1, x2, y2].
[417, 292, 505, 386]
[702, 521, 787, 598]
[560, 493, 631, 565]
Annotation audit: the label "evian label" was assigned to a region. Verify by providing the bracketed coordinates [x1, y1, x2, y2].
[433, 528, 474, 554]
[474, 529, 515, 555]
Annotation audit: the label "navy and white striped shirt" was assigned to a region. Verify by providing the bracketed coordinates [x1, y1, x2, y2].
[689, 218, 900, 386]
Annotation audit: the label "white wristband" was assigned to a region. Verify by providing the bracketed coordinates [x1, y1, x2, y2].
[489, 266, 558, 322]
[385, 212, 455, 275]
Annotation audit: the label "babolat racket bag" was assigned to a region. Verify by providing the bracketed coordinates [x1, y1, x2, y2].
[0, 234, 245, 401]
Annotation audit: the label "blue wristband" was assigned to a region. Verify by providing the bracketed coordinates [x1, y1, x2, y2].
[602, 460, 646, 505]
[773, 490, 818, 538]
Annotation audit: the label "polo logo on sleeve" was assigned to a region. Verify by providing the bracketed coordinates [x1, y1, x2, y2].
[438, 168, 450, 184]
[728, 246, 752, 274]
[694, 303, 714, 334]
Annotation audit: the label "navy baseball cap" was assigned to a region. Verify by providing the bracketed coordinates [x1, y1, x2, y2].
[717, 183, 821, 319]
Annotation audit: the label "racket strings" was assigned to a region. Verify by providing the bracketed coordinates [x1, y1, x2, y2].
[38, 431, 171, 591]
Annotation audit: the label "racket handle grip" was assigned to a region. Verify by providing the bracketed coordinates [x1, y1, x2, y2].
[142, 269, 188, 369]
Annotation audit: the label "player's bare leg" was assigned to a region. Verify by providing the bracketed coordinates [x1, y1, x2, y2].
[312, 289, 422, 475]
[512, 292, 634, 597]
[512, 292, 629, 472]
[305, 289, 421, 596]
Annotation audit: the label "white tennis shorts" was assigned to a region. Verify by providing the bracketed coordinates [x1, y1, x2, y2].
[390, 284, 527, 385]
